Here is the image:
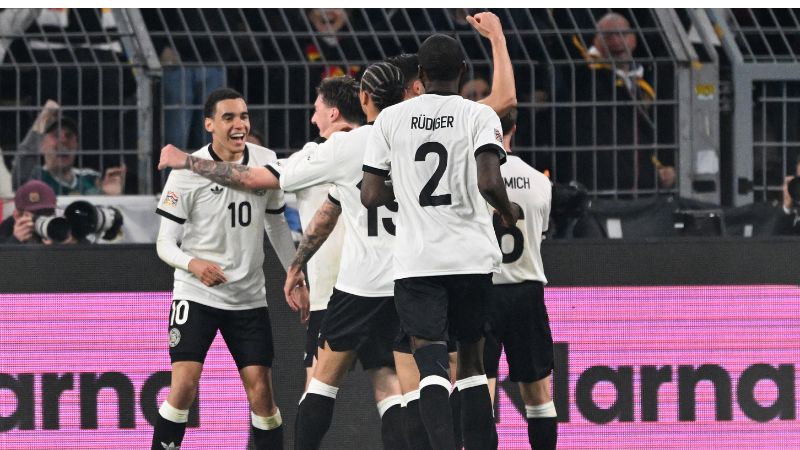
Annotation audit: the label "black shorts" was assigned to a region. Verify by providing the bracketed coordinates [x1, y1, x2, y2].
[393, 328, 458, 354]
[304, 309, 326, 367]
[319, 288, 398, 371]
[167, 300, 275, 370]
[394, 273, 491, 344]
[484, 281, 553, 383]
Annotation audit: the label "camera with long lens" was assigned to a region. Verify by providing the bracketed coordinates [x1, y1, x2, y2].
[32, 214, 71, 243]
[64, 200, 124, 241]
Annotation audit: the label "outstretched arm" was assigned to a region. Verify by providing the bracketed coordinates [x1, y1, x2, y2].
[158, 144, 279, 191]
[468, 12, 517, 116]
[284, 198, 343, 322]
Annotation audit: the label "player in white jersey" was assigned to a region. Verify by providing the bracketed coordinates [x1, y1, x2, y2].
[289, 77, 359, 390]
[484, 109, 556, 450]
[158, 72, 405, 449]
[361, 34, 520, 450]
[385, 12, 519, 450]
[152, 89, 295, 450]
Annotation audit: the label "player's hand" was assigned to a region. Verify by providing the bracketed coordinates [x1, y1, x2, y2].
[12, 213, 34, 243]
[32, 100, 60, 134]
[188, 258, 227, 287]
[100, 166, 126, 195]
[321, 121, 352, 139]
[500, 202, 521, 228]
[284, 265, 310, 324]
[158, 144, 189, 170]
[467, 12, 503, 41]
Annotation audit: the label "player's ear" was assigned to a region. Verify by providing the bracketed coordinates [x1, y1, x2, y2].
[204, 117, 214, 133]
[413, 79, 425, 96]
[360, 90, 370, 108]
[330, 106, 340, 122]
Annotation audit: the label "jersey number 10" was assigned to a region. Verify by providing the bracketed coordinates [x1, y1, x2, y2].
[227, 201, 252, 227]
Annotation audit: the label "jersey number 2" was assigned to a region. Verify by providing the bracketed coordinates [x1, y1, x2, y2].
[415, 142, 452, 207]
[493, 207, 525, 263]
[228, 201, 251, 227]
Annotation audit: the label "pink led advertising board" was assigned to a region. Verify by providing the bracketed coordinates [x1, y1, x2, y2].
[1, 286, 799, 448]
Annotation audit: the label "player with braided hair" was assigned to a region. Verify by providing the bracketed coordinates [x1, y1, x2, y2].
[159, 63, 409, 449]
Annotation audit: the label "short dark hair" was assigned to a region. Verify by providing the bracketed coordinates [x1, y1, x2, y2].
[385, 53, 419, 89]
[248, 129, 266, 147]
[316, 76, 364, 124]
[361, 62, 405, 112]
[500, 108, 518, 136]
[418, 34, 464, 83]
[45, 116, 79, 137]
[203, 88, 244, 119]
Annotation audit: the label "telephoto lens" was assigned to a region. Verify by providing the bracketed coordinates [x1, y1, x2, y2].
[33, 215, 71, 242]
[64, 201, 124, 241]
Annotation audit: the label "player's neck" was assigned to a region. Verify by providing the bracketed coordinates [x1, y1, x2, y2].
[423, 80, 459, 95]
[211, 142, 244, 162]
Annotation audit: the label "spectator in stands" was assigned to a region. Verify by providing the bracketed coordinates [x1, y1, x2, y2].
[12, 104, 126, 195]
[304, 9, 361, 83]
[774, 158, 800, 235]
[0, 180, 75, 244]
[572, 12, 672, 192]
[460, 75, 491, 101]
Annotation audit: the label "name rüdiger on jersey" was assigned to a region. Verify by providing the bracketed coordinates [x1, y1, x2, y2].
[411, 115, 454, 131]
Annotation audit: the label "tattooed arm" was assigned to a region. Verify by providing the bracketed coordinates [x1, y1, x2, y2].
[158, 144, 279, 192]
[283, 198, 342, 322]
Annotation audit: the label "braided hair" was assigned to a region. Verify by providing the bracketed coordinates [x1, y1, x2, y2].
[360, 62, 406, 112]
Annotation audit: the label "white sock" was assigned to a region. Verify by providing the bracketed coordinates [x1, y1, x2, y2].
[402, 389, 420, 407]
[419, 375, 451, 392]
[159, 401, 189, 423]
[251, 409, 282, 430]
[455, 374, 488, 391]
[376, 395, 403, 418]
[300, 377, 339, 403]
[526, 401, 557, 418]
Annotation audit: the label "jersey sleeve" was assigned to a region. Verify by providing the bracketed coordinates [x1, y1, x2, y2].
[270, 138, 340, 192]
[156, 170, 194, 224]
[473, 104, 507, 164]
[363, 114, 391, 177]
[327, 185, 341, 206]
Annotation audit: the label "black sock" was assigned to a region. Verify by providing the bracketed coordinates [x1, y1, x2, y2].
[527, 418, 557, 450]
[450, 388, 462, 449]
[381, 404, 406, 450]
[419, 384, 456, 449]
[459, 384, 496, 450]
[251, 424, 283, 450]
[151, 415, 187, 450]
[404, 399, 433, 450]
[294, 393, 335, 450]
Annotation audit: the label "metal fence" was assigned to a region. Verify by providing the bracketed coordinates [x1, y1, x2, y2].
[713, 8, 800, 205]
[7, 8, 794, 206]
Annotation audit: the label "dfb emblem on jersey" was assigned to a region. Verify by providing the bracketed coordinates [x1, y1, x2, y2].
[494, 128, 503, 144]
[163, 191, 179, 207]
[169, 327, 181, 347]
[210, 186, 223, 194]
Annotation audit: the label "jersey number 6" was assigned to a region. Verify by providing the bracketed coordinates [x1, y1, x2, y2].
[493, 207, 525, 263]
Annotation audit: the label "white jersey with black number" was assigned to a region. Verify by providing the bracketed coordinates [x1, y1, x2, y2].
[271, 127, 395, 297]
[156, 144, 286, 310]
[493, 155, 550, 285]
[363, 93, 506, 279]
[273, 140, 345, 311]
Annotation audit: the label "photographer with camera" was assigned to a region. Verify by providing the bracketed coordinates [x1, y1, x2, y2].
[0, 180, 75, 244]
[774, 158, 800, 236]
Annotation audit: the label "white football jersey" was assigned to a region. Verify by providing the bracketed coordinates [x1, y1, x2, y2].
[272, 127, 395, 297]
[364, 93, 506, 279]
[156, 144, 286, 310]
[492, 155, 550, 285]
[274, 140, 345, 311]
